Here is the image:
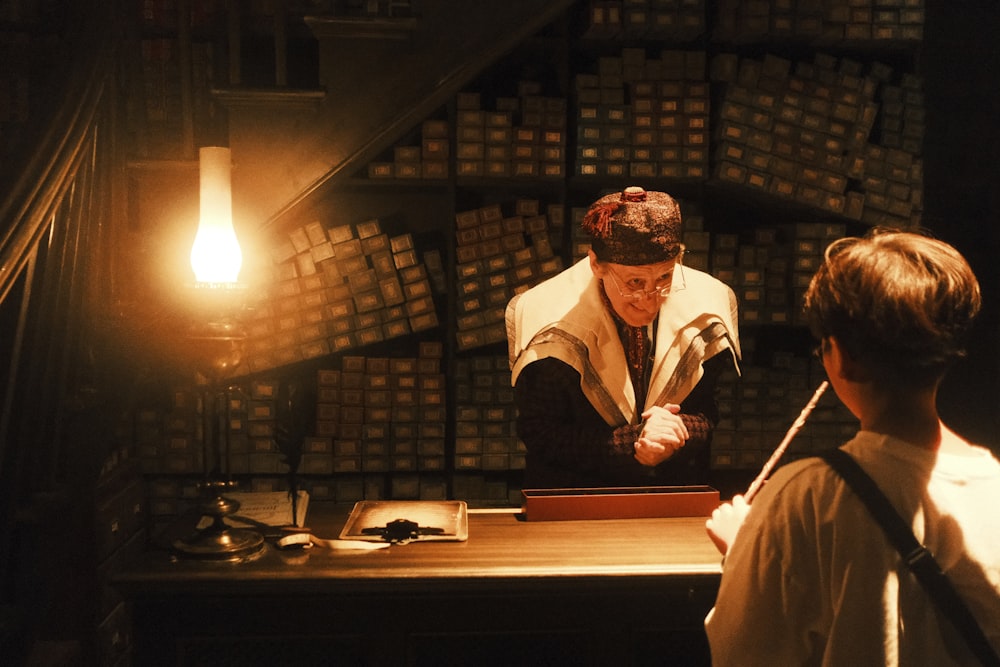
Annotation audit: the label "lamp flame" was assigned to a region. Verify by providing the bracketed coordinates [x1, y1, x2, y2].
[191, 147, 242, 284]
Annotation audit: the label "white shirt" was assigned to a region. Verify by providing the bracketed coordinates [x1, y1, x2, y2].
[705, 432, 1000, 666]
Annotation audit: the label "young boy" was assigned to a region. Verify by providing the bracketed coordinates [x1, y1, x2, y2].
[704, 229, 1000, 665]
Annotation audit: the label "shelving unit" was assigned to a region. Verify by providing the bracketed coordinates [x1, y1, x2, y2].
[128, 1, 926, 524]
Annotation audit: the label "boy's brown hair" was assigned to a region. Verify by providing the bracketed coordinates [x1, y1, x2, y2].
[803, 228, 981, 387]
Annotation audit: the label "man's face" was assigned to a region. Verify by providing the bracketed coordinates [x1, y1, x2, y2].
[589, 251, 680, 327]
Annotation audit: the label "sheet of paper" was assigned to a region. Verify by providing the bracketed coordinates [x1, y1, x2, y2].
[194, 490, 310, 530]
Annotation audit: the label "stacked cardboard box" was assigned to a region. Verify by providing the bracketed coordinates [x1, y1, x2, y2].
[242, 218, 440, 373]
[453, 356, 524, 510]
[712, 0, 924, 44]
[788, 222, 847, 323]
[453, 355, 523, 474]
[575, 49, 710, 179]
[452, 87, 567, 180]
[708, 222, 845, 327]
[367, 118, 450, 179]
[136, 387, 202, 477]
[711, 349, 856, 470]
[234, 378, 285, 475]
[454, 199, 565, 351]
[313, 344, 448, 500]
[136, 377, 288, 487]
[582, 0, 706, 41]
[712, 52, 923, 228]
[678, 203, 710, 271]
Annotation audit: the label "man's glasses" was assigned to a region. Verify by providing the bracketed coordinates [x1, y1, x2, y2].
[606, 259, 687, 302]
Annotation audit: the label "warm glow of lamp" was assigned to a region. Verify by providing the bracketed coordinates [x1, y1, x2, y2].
[173, 148, 262, 562]
[191, 146, 242, 285]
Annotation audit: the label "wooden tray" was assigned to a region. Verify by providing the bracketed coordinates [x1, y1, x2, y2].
[339, 500, 468, 542]
[521, 486, 720, 521]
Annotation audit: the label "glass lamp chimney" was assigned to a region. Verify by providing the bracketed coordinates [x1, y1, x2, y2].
[190, 146, 242, 284]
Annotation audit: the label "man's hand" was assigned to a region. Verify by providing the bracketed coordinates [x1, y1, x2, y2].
[634, 404, 688, 466]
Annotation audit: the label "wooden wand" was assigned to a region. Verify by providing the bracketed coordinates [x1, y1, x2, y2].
[744, 380, 830, 503]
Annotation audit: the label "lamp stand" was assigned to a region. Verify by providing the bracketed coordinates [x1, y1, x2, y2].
[172, 312, 264, 561]
[172, 479, 264, 560]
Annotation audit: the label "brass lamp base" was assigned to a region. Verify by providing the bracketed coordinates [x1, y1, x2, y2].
[172, 481, 265, 561]
[172, 524, 265, 561]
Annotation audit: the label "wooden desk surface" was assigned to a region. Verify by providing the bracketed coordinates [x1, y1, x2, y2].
[117, 504, 723, 666]
[116, 503, 722, 596]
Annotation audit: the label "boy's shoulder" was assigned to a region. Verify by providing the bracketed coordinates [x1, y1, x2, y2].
[769, 453, 838, 487]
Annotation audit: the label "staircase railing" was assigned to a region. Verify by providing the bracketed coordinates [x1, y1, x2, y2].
[0, 2, 122, 650]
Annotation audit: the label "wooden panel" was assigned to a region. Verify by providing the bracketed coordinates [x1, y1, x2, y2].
[118, 504, 721, 665]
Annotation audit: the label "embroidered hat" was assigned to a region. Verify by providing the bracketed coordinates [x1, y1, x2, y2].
[582, 186, 683, 265]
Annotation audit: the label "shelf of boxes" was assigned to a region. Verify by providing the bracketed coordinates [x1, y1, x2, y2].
[130, 212, 852, 512]
[136, 378, 287, 475]
[575, 48, 712, 180]
[367, 118, 451, 179]
[454, 197, 566, 351]
[129, 1, 935, 510]
[736, 362, 811, 469]
[579, 0, 707, 42]
[449, 86, 568, 181]
[711, 349, 858, 471]
[138, 377, 291, 527]
[711, 0, 924, 45]
[310, 344, 450, 501]
[452, 354, 525, 506]
[710, 51, 923, 228]
[241, 217, 446, 374]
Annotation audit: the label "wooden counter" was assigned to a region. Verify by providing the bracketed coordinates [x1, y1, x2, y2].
[115, 504, 722, 666]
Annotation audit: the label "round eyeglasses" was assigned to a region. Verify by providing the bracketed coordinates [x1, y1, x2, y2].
[606, 262, 686, 301]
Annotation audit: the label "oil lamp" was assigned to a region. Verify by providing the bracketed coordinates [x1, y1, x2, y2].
[172, 146, 263, 561]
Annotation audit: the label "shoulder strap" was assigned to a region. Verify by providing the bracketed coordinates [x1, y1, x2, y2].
[819, 448, 1000, 667]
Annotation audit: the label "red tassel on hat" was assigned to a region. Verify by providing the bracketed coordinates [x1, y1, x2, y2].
[582, 201, 622, 239]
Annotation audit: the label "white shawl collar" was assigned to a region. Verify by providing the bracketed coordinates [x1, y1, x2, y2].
[506, 258, 740, 427]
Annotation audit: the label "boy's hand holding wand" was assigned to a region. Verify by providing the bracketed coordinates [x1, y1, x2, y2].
[706, 381, 830, 556]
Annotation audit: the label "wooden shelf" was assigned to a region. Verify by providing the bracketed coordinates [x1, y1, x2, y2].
[305, 15, 419, 40]
[210, 87, 326, 111]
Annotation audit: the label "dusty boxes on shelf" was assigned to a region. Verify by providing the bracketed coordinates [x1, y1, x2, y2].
[711, 52, 923, 228]
[454, 198, 564, 351]
[575, 48, 710, 180]
[313, 343, 448, 499]
[244, 218, 440, 373]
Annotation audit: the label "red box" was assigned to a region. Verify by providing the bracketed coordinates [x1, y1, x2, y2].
[521, 486, 720, 521]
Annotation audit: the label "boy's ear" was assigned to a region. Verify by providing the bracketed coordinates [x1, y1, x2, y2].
[828, 336, 870, 382]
